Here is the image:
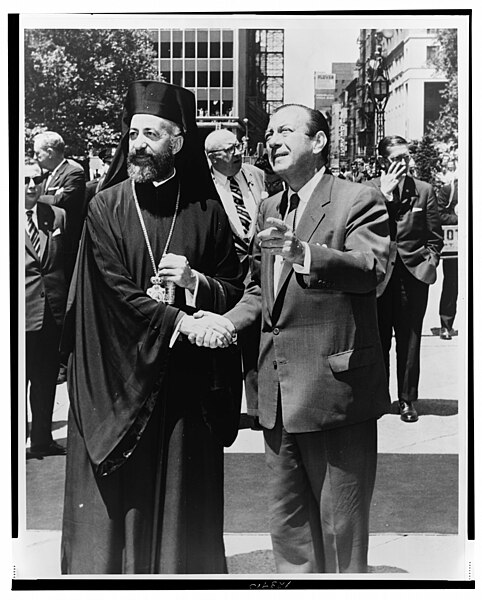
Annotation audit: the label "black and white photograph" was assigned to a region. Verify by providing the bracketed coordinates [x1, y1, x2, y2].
[9, 4, 474, 590]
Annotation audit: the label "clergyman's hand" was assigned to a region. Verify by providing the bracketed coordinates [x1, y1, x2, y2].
[258, 217, 305, 265]
[158, 253, 197, 292]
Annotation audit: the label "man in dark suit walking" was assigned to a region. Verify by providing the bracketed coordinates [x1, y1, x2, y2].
[25, 158, 68, 457]
[34, 131, 86, 279]
[367, 136, 443, 423]
[438, 176, 458, 340]
[192, 104, 391, 573]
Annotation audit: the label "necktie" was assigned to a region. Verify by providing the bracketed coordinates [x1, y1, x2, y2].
[229, 176, 251, 235]
[286, 193, 300, 230]
[26, 209, 41, 256]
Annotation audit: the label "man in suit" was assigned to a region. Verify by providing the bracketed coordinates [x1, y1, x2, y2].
[34, 131, 86, 279]
[192, 104, 391, 573]
[205, 128, 266, 425]
[25, 158, 68, 457]
[367, 135, 443, 423]
[438, 176, 458, 340]
[205, 129, 266, 278]
[85, 147, 116, 205]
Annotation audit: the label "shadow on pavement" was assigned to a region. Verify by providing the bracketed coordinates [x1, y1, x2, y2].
[226, 549, 408, 574]
[389, 399, 458, 417]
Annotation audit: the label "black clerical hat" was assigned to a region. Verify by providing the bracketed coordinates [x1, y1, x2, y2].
[122, 80, 194, 133]
[100, 80, 214, 195]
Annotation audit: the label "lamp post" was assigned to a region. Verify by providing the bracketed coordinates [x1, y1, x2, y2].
[242, 117, 249, 156]
[366, 29, 393, 148]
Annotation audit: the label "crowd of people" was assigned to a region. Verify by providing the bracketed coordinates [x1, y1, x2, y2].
[24, 80, 459, 575]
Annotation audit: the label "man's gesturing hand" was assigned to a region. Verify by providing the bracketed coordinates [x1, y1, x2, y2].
[158, 253, 197, 292]
[258, 217, 305, 265]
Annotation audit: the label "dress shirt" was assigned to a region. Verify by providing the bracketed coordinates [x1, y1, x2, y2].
[273, 167, 325, 292]
[212, 168, 257, 225]
[44, 158, 67, 191]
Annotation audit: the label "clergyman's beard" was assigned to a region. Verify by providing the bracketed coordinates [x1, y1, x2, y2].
[127, 148, 175, 183]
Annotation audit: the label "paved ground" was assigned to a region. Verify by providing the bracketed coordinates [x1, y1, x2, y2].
[14, 274, 472, 582]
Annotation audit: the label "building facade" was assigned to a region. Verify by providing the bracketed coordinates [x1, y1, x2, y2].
[148, 28, 284, 153]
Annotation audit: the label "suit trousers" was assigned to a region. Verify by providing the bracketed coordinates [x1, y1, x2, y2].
[26, 301, 61, 448]
[263, 399, 377, 573]
[439, 257, 458, 331]
[377, 257, 429, 403]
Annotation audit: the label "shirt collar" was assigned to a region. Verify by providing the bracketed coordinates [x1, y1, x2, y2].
[49, 158, 67, 179]
[289, 166, 326, 204]
[211, 167, 241, 186]
[152, 168, 177, 188]
[25, 204, 38, 217]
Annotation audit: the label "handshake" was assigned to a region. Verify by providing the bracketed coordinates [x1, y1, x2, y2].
[179, 310, 237, 349]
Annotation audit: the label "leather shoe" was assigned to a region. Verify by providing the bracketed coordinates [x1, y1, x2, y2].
[29, 441, 66, 456]
[399, 400, 418, 423]
[440, 327, 452, 340]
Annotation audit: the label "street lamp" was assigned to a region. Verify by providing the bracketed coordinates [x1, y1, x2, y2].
[366, 29, 393, 148]
[242, 117, 249, 156]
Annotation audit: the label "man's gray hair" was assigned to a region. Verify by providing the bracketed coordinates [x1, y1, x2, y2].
[33, 131, 65, 154]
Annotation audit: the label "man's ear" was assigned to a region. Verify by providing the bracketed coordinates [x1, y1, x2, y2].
[172, 134, 184, 156]
[312, 131, 327, 156]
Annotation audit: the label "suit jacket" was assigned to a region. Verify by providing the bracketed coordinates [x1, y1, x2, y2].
[437, 178, 458, 226]
[25, 203, 68, 331]
[367, 176, 443, 295]
[212, 163, 266, 250]
[38, 158, 86, 271]
[226, 173, 391, 433]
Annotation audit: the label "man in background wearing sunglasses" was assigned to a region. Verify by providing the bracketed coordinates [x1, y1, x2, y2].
[24, 158, 68, 457]
[366, 135, 443, 423]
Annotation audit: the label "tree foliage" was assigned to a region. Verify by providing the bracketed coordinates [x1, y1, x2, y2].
[409, 135, 441, 189]
[428, 28, 458, 144]
[25, 29, 159, 156]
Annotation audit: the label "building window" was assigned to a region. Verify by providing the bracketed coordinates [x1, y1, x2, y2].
[172, 71, 183, 86]
[160, 42, 170, 58]
[172, 41, 182, 58]
[222, 41, 233, 58]
[210, 41, 221, 58]
[197, 100, 208, 116]
[222, 71, 233, 87]
[222, 100, 233, 116]
[198, 71, 208, 87]
[185, 71, 195, 87]
[185, 41, 195, 58]
[210, 100, 221, 116]
[198, 41, 208, 58]
[210, 70, 221, 87]
[426, 46, 437, 63]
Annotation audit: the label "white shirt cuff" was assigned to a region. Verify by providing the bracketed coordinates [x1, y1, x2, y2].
[383, 190, 394, 201]
[169, 315, 185, 348]
[185, 271, 199, 307]
[293, 242, 311, 274]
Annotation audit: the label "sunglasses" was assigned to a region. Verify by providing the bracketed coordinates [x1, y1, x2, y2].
[25, 174, 46, 185]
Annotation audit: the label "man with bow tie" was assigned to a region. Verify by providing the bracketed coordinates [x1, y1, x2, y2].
[194, 104, 391, 573]
[366, 136, 443, 423]
[24, 157, 68, 457]
[34, 131, 86, 280]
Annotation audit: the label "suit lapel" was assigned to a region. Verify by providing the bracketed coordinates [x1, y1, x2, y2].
[274, 174, 333, 301]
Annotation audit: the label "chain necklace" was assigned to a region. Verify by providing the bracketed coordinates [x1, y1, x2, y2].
[132, 179, 180, 303]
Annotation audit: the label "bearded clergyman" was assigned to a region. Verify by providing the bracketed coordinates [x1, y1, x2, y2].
[60, 80, 244, 574]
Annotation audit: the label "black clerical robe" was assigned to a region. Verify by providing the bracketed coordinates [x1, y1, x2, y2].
[61, 176, 244, 574]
